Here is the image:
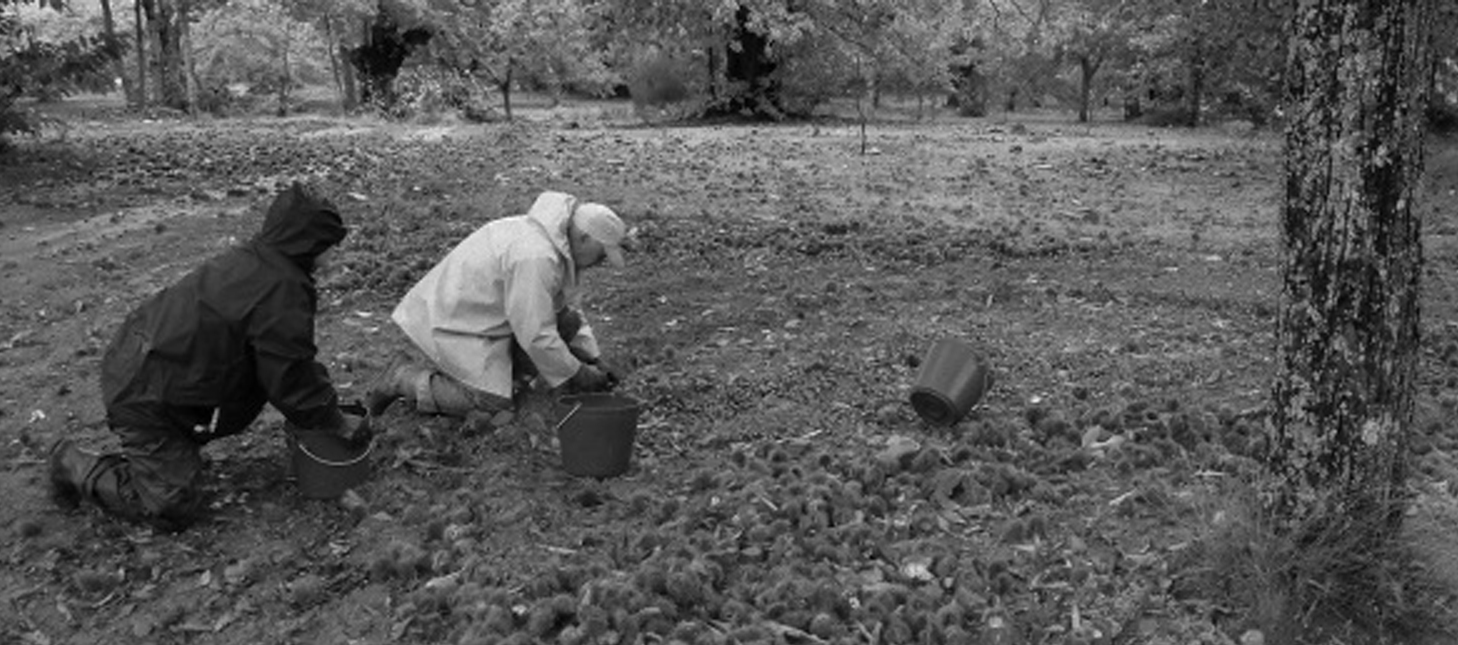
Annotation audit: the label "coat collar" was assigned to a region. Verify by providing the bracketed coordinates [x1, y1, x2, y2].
[525, 191, 579, 286]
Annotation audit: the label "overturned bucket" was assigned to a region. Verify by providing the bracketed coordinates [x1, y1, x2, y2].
[555, 394, 640, 478]
[910, 338, 994, 426]
[287, 407, 373, 499]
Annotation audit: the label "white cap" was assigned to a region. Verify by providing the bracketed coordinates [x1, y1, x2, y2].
[575, 202, 627, 267]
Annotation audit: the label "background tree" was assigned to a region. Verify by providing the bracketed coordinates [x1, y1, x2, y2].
[946, 34, 989, 116]
[1123, 0, 1285, 125]
[1051, 0, 1136, 123]
[428, 0, 612, 120]
[191, 0, 329, 115]
[136, 0, 186, 110]
[348, 0, 430, 109]
[2, 0, 119, 147]
[597, 0, 966, 120]
[1268, 0, 1434, 617]
[95, 0, 130, 105]
[974, 0, 1061, 112]
[808, 0, 962, 116]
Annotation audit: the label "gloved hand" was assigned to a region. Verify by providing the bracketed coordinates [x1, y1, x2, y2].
[594, 357, 626, 386]
[566, 363, 613, 393]
[333, 412, 373, 447]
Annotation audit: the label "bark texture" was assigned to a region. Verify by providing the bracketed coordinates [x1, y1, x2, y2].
[1270, 0, 1433, 524]
[139, 0, 188, 110]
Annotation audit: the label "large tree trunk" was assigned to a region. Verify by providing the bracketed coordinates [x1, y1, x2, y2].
[1269, 0, 1435, 529]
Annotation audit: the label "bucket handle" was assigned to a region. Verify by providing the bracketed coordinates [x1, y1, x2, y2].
[293, 433, 374, 468]
[553, 402, 585, 434]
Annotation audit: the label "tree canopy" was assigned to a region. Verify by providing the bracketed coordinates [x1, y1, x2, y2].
[2, 0, 1455, 125]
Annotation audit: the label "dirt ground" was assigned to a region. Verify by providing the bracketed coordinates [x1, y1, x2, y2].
[4, 97, 1458, 645]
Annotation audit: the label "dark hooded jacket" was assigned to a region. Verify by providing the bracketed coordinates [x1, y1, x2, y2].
[101, 183, 349, 438]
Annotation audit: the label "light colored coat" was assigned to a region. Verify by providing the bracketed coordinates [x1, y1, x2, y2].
[392, 192, 601, 397]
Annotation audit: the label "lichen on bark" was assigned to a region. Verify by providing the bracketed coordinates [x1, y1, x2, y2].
[1267, 0, 1433, 528]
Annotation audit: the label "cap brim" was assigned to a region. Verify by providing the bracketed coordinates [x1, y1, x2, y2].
[604, 245, 625, 268]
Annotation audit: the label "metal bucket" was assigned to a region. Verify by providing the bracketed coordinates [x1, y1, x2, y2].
[554, 394, 640, 478]
[287, 425, 372, 499]
[910, 338, 993, 425]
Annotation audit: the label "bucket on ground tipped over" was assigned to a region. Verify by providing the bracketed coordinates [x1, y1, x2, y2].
[910, 338, 993, 425]
[287, 404, 373, 499]
[554, 394, 640, 478]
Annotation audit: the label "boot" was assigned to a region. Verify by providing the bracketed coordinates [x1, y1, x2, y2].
[366, 361, 426, 417]
[48, 439, 100, 509]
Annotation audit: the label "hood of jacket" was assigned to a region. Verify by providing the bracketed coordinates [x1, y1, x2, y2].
[525, 190, 579, 285]
[252, 183, 347, 271]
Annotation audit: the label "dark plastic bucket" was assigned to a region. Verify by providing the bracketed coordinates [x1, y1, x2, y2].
[910, 338, 993, 425]
[287, 425, 372, 499]
[555, 394, 640, 478]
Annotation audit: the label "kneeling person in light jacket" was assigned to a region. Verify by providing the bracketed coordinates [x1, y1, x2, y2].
[367, 191, 629, 420]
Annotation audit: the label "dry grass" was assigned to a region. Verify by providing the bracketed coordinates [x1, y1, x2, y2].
[1180, 479, 1458, 644]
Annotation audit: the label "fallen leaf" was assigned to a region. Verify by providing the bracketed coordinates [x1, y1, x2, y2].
[900, 557, 935, 583]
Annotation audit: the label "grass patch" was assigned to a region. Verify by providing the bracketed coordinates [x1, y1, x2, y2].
[1178, 480, 1457, 644]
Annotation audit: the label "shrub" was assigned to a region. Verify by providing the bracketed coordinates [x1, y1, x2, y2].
[1137, 105, 1196, 128]
[627, 52, 693, 122]
[385, 66, 491, 122]
[192, 82, 260, 117]
[1, 27, 120, 150]
[0, 101, 37, 153]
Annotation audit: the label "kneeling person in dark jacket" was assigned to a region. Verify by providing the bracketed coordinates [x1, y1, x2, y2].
[49, 182, 369, 531]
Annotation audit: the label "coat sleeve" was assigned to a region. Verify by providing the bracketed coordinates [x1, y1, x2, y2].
[249, 283, 345, 431]
[567, 316, 602, 361]
[504, 257, 583, 387]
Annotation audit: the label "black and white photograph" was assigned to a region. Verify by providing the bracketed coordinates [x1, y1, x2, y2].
[3, 1, 1458, 643]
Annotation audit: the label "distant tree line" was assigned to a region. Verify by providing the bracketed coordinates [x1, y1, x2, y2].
[4, 0, 1458, 129]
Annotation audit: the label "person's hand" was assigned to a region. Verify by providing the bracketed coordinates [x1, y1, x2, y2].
[567, 363, 613, 393]
[334, 412, 373, 446]
[595, 357, 626, 386]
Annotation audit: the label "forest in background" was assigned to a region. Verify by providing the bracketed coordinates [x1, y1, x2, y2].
[4, 0, 1457, 135]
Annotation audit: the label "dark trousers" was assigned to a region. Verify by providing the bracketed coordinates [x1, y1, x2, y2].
[85, 404, 208, 530]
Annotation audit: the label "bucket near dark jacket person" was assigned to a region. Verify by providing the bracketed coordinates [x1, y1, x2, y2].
[367, 191, 630, 421]
[48, 182, 370, 531]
